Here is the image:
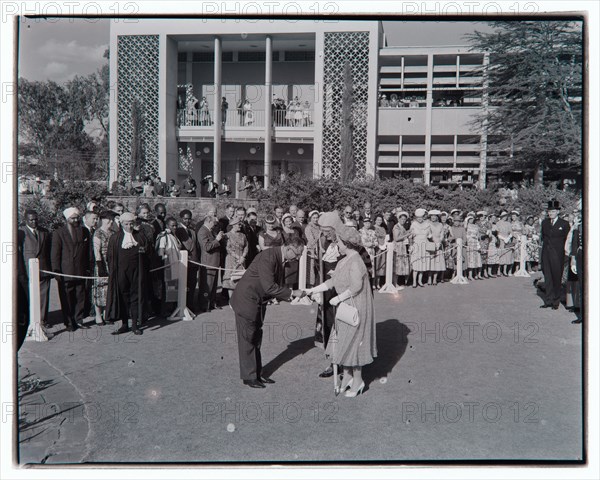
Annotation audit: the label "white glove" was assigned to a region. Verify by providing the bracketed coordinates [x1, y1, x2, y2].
[330, 289, 352, 306]
[306, 282, 329, 294]
[329, 296, 341, 306]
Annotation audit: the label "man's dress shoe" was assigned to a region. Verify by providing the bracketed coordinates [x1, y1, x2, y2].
[260, 377, 275, 384]
[243, 379, 266, 388]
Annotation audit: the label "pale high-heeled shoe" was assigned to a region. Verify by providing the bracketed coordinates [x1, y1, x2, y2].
[345, 381, 365, 397]
[340, 377, 353, 392]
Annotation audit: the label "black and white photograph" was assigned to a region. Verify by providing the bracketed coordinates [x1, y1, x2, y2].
[1, 1, 598, 478]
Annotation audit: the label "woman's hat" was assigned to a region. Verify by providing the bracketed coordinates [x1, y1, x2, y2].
[450, 208, 461, 216]
[397, 211, 409, 218]
[464, 214, 475, 223]
[281, 213, 293, 223]
[441, 211, 448, 217]
[477, 210, 488, 216]
[246, 207, 257, 214]
[308, 210, 319, 219]
[511, 210, 520, 216]
[337, 225, 363, 246]
[363, 216, 372, 222]
[318, 211, 344, 230]
[499, 210, 508, 218]
[547, 199, 561, 210]
[264, 214, 276, 225]
[428, 209, 441, 216]
[414, 208, 427, 218]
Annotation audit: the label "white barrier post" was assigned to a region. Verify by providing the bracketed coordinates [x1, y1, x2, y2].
[298, 246, 307, 291]
[25, 258, 48, 342]
[379, 242, 399, 293]
[168, 250, 194, 321]
[450, 238, 469, 285]
[514, 234, 531, 277]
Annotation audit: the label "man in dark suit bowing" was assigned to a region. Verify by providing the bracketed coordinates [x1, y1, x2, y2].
[19, 209, 53, 335]
[540, 199, 570, 310]
[51, 207, 92, 331]
[230, 237, 306, 388]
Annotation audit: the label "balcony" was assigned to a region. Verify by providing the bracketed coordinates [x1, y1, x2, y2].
[176, 108, 315, 143]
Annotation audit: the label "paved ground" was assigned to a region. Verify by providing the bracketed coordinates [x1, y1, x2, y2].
[18, 273, 583, 464]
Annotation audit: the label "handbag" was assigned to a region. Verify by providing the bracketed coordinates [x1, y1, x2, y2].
[335, 297, 359, 327]
[425, 241, 437, 253]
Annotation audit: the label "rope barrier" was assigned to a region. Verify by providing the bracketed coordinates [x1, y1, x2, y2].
[188, 259, 245, 273]
[40, 270, 107, 281]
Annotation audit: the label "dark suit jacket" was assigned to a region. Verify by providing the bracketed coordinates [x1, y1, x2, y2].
[175, 225, 200, 261]
[198, 224, 221, 267]
[152, 218, 165, 238]
[540, 217, 570, 263]
[19, 226, 52, 275]
[230, 247, 292, 319]
[51, 225, 91, 277]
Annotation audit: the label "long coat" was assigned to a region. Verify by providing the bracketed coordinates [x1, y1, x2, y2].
[540, 217, 570, 305]
[50, 225, 91, 276]
[105, 229, 150, 321]
[198, 224, 221, 267]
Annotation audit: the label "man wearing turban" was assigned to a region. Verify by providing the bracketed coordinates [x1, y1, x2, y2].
[51, 207, 92, 331]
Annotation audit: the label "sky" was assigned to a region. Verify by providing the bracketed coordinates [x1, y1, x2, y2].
[17, 18, 493, 83]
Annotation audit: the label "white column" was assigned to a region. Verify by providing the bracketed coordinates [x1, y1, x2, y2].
[424, 53, 434, 185]
[213, 37, 222, 185]
[264, 35, 273, 188]
[25, 259, 48, 342]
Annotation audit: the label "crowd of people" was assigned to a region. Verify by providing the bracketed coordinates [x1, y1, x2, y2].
[110, 174, 264, 199]
[17, 197, 582, 355]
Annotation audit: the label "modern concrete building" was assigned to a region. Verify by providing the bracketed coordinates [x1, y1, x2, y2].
[109, 19, 490, 194]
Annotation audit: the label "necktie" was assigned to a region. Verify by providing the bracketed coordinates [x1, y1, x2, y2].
[33, 229, 38, 241]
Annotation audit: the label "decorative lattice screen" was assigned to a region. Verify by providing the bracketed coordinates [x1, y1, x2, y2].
[117, 35, 160, 181]
[322, 31, 370, 180]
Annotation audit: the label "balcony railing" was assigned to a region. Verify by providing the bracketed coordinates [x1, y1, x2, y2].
[177, 108, 314, 128]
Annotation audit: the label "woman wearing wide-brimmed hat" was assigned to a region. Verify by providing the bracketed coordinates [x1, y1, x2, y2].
[306, 226, 377, 398]
[408, 208, 432, 287]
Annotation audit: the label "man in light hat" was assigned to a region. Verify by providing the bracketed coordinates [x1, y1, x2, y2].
[106, 212, 151, 335]
[540, 199, 570, 310]
[51, 207, 92, 331]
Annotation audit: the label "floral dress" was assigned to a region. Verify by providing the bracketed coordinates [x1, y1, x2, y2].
[373, 225, 387, 277]
[155, 230, 182, 303]
[93, 228, 114, 307]
[496, 220, 514, 265]
[392, 223, 410, 276]
[223, 230, 248, 290]
[466, 223, 482, 268]
[523, 223, 540, 263]
[304, 223, 321, 287]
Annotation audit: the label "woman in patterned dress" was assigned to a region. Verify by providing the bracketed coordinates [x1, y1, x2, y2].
[427, 210, 446, 285]
[477, 211, 491, 278]
[486, 213, 500, 277]
[408, 208, 432, 288]
[222, 218, 248, 291]
[510, 210, 524, 272]
[304, 210, 321, 287]
[392, 211, 411, 287]
[495, 211, 514, 276]
[465, 214, 482, 280]
[93, 211, 116, 325]
[373, 215, 388, 288]
[523, 215, 540, 272]
[305, 226, 377, 398]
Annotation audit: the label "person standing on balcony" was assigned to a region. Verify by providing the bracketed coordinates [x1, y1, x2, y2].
[221, 96, 228, 126]
[183, 174, 197, 197]
[302, 100, 312, 126]
[237, 175, 252, 200]
[218, 177, 232, 198]
[199, 96, 211, 126]
[243, 100, 254, 126]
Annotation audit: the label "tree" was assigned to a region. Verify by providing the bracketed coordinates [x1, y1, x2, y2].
[340, 60, 355, 183]
[466, 21, 583, 183]
[130, 98, 143, 179]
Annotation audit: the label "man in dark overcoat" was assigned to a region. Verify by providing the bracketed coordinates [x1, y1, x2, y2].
[230, 237, 306, 388]
[540, 199, 571, 310]
[197, 215, 225, 312]
[51, 207, 91, 331]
